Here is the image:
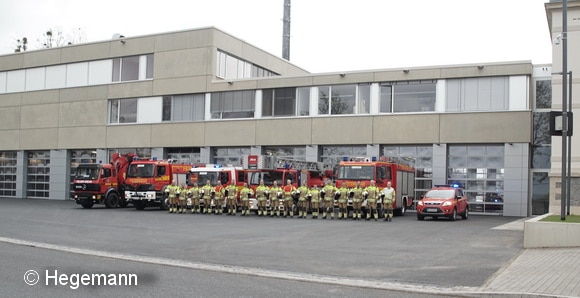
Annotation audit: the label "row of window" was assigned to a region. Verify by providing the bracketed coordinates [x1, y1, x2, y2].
[109, 77, 523, 124]
[216, 50, 277, 80]
[0, 55, 153, 94]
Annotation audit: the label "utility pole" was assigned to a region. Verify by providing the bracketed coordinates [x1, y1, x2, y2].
[282, 0, 291, 60]
[561, 0, 568, 221]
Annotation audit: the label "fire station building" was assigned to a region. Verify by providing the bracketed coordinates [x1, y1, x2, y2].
[0, 1, 577, 217]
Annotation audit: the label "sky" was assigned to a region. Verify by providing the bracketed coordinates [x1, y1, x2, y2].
[0, 0, 553, 73]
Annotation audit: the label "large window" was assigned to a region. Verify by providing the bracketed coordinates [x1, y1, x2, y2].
[446, 77, 509, 112]
[167, 148, 201, 164]
[162, 94, 205, 122]
[320, 146, 367, 167]
[211, 90, 255, 119]
[0, 151, 17, 197]
[27, 151, 50, 198]
[263, 88, 296, 117]
[318, 84, 368, 115]
[263, 146, 306, 160]
[448, 145, 504, 214]
[212, 147, 250, 166]
[112, 54, 153, 82]
[109, 98, 138, 123]
[381, 80, 436, 113]
[216, 50, 277, 80]
[531, 79, 552, 215]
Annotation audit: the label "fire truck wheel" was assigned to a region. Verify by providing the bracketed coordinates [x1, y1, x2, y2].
[81, 201, 94, 209]
[105, 193, 120, 208]
[134, 201, 146, 210]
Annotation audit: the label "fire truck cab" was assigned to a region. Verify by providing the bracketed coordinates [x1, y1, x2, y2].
[187, 165, 246, 212]
[124, 159, 191, 210]
[335, 158, 415, 216]
[242, 155, 326, 213]
[72, 153, 135, 209]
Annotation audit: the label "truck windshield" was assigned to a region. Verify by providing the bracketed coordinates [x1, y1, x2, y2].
[127, 164, 155, 178]
[337, 165, 374, 180]
[249, 171, 284, 186]
[190, 171, 229, 186]
[75, 166, 100, 180]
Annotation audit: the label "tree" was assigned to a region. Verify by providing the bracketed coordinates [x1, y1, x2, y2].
[14, 37, 28, 52]
[13, 27, 86, 52]
[40, 27, 86, 48]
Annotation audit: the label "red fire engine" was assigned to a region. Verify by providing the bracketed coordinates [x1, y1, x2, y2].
[72, 153, 135, 209]
[242, 155, 327, 213]
[335, 158, 415, 216]
[124, 158, 191, 210]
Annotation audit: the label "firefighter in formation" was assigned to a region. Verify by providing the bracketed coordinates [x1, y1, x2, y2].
[382, 181, 396, 222]
[282, 179, 297, 217]
[166, 181, 179, 213]
[255, 179, 269, 216]
[321, 180, 336, 219]
[351, 181, 364, 220]
[239, 183, 253, 216]
[225, 182, 238, 215]
[201, 180, 213, 214]
[364, 180, 380, 221]
[270, 180, 283, 217]
[336, 181, 349, 219]
[296, 181, 310, 218]
[189, 183, 201, 214]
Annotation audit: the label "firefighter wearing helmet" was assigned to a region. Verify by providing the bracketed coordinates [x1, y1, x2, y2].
[255, 179, 269, 216]
[239, 183, 253, 216]
[308, 184, 321, 219]
[336, 181, 349, 219]
[364, 180, 380, 221]
[296, 181, 310, 218]
[382, 181, 396, 222]
[166, 181, 179, 213]
[213, 180, 225, 215]
[225, 182, 238, 215]
[201, 180, 213, 214]
[351, 181, 364, 220]
[178, 182, 188, 214]
[189, 183, 201, 214]
[321, 179, 337, 219]
[270, 180, 283, 217]
[282, 179, 297, 218]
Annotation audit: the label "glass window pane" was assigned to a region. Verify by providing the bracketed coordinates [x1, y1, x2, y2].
[318, 86, 330, 115]
[297, 87, 310, 116]
[121, 56, 139, 81]
[262, 89, 273, 117]
[331, 84, 356, 115]
[109, 99, 119, 124]
[358, 84, 370, 114]
[532, 172, 550, 215]
[146, 54, 154, 79]
[532, 146, 551, 169]
[380, 84, 392, 113]
[119, 98, 137, 123]
[162, 96, 171, 121]
[274, 87, 296, 116]
[393, 81, 436, 113]
[535, 80, 552, 109]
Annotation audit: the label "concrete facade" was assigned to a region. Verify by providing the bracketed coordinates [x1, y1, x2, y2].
[0, 27, 538, 216]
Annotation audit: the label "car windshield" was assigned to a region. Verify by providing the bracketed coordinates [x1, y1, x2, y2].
[425, 190, 455, 199]
[337, 165, 374, 180]
[75, 165, 99, 180]
[127, 164, 155, 178]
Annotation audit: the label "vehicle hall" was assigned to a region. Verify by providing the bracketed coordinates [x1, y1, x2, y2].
[1, 1, 578, 218]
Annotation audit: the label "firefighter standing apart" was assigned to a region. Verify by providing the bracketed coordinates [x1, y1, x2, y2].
[178, 182, 188, 214]
[308, 185, 321, 219]
[382, 181, 396, 222]
[270, 181, 283, 217]
[336, 181, 349, 219]
[255, 179, 269, 216]
[166, 181, 179, 213]
[201, 180, 213, 214]
[213, 180, 225, 215]
[364, 180, 380, 221]
[297, 181, 309, 218]
[282, 179, 297, 218]
[351, 181, 364, 220]
[225, 182, 238, 215]
[322, 180, 337, 219]
[189, 183, 201, 214]
[239, 183, 253, 216]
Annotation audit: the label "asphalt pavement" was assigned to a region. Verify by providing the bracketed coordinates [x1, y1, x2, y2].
[0, 198, 577, 297]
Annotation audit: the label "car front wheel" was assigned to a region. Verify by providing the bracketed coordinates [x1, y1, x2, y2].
[461, 208, 469, 220]
[449, 208, 457, 221]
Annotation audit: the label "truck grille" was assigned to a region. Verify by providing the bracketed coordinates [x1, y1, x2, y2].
[73, 183, 100, 192]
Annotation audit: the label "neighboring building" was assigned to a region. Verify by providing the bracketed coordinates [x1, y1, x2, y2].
[0, 23, 556, 217]
[545, 0, 580, 215]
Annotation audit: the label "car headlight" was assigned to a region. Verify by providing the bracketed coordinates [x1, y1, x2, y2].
[417, 201, 423, 206]
[442, 201, 452, 207]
